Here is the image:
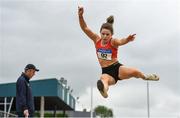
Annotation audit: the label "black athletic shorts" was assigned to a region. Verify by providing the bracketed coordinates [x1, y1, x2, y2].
[102, 61, 123, 83]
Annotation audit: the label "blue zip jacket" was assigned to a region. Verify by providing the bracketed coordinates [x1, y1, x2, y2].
[16, 73, 34, 115]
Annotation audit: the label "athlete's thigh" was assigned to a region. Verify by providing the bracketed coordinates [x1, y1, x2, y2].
[119, 66, 136, 80]
[100, 74, 116, 85]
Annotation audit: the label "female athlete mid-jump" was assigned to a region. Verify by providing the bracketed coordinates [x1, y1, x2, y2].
[78, 6, 159, 98]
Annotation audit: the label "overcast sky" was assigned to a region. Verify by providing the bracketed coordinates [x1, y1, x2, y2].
[0, 0, 180, 117]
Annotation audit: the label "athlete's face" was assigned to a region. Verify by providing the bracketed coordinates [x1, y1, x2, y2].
[100, 28, 112, 41]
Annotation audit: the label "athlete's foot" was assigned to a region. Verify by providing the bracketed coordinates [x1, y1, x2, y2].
[97, 80, 108, 98]
[144, 74, 159, 81]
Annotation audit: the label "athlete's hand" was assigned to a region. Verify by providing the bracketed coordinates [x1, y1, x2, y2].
[126, 34, 136, 42]
[78, 6, 84, 17]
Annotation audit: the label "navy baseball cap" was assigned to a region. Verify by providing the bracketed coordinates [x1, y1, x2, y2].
[25, 64, 39, 71]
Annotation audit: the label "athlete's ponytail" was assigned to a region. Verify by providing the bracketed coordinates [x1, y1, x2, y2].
[106, 15, 114, 24]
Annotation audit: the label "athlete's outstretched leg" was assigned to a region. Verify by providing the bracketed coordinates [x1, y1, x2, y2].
[119, 66, 159, 81]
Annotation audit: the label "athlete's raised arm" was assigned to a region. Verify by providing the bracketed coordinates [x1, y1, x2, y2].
[112, 34, 136, 47]
[78, 6, 100, 43]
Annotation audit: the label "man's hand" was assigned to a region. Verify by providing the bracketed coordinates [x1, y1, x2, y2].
[126, 34, 136, 42]
[78, 6, 84, 17]
[23, 109, 29, 118]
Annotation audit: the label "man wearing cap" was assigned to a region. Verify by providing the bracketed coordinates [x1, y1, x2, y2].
[16, 64, 39, 117]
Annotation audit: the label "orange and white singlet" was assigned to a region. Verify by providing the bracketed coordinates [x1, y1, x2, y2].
[96, 39, 118, 60]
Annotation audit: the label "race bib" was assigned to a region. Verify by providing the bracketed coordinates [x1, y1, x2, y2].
[97, 49, 112, 60]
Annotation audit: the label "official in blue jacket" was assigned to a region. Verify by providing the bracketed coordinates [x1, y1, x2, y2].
[16, 64, 39, 117]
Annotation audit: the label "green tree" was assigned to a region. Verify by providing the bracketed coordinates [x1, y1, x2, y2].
[94, 105, 113, 118]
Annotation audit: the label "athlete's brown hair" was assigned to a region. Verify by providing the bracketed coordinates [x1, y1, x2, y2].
[100, 15, 114, 34]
